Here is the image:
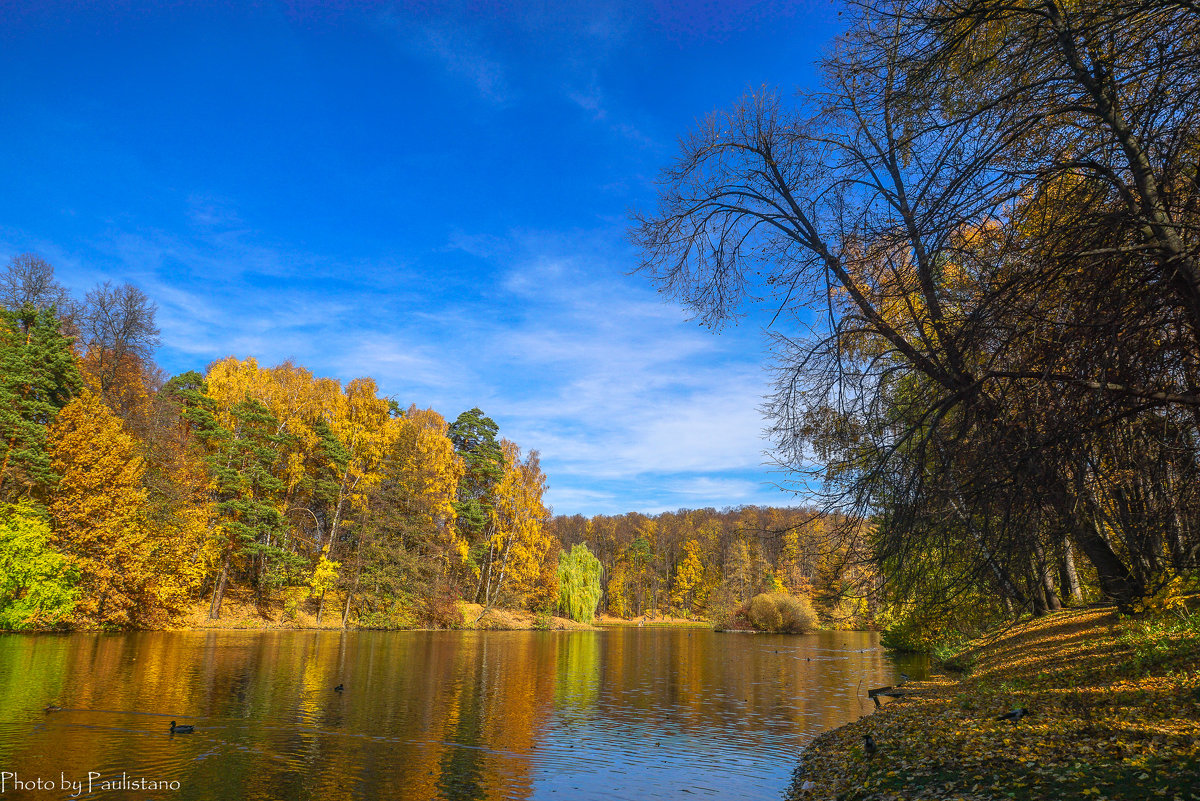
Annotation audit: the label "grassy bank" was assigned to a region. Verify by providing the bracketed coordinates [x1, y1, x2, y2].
[595, 613, 710, 627]
[458, 603, 594, 631]
[174, 593, 594, 631]
[787, 605, 1200, 801]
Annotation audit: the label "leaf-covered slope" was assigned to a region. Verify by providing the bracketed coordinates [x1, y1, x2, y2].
[788, 606, 1200, 801]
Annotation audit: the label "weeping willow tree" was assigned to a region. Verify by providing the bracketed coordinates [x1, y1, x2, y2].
[558, 543, 602, 624]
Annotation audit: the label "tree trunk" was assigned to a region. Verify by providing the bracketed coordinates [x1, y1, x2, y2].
[1060, 536, 1083, 604]
[339, 535, 365, 631]
[1034, 541, 1062, 611]
[1030, 566, 1049, 616]
[475, 540, 495, 605]
[949, 496, 1026, 606]
[341, 582, 356, 629]
[1074, 519, 1144, 610]
[1055, 471, 1144, 609]
[209, 557, 230, 619]
[485, 537, 514, 610]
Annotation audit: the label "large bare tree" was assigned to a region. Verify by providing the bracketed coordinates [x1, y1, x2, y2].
[632, 0, 1200, 614]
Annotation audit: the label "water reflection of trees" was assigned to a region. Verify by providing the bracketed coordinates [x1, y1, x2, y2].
[0, 630, 906, 799]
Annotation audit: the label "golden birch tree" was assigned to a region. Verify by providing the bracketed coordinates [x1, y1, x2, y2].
[47, 391, 159, 627]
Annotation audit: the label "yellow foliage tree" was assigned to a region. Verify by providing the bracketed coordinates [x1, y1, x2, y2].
[338, 405, 465, 628]
[477, 439, 555, 610]
[606, 559, 630, 619]
[206, 360, 396, 546]
[203, 359, 399, 620]
[390, 406, 464, 564]
[47, 392, 159, 627]
[78, 346, 157, 437]
[329, 377, 394, 525]
[670, 538, 706, 614]
[205, 358, 341, 492]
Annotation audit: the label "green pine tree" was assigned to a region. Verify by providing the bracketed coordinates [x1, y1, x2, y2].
[0, 304, 83, 501]
[448, 408, 505, 591]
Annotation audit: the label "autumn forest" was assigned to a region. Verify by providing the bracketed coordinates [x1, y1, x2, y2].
[0, 256, 869, 633]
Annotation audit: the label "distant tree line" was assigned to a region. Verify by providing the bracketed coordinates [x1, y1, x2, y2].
[634, 0, 1200, 640]
[550, 506, 876, 626]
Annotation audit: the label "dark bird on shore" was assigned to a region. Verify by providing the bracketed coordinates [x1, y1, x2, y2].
[334, 684, 344, 693]
[862, 734, 877, 758]
[996, 707, 1028, 724]
[169, 721, 194, 734]
[44, 704, 62, 713]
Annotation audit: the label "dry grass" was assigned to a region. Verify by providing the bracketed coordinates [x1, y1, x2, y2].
[457, 603, 595, 631]
[787, 605, 1200, 801]
[174, 591, 596, 631]
[595, 612, 711, 627]
[175, 589, 346, 630]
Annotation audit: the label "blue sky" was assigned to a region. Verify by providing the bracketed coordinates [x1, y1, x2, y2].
[0, 1, 843, 516]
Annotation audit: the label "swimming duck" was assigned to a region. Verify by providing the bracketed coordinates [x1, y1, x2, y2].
[44, 704, 62, 713]
[334, 684, 344, 693]
[169, 721, 195, 733]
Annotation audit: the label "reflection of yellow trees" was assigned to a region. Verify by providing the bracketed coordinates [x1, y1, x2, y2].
[0, 636, 69, 727]
[0, 629, 915, 799]
[435, 633, 555, 801]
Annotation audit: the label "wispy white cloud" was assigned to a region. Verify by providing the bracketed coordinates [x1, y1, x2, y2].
[566, 79, 654, 146]
[378, 12, 512, 106]
[376, 4, 654, 147]
[9, 209, 802, 516]
[419, 230, 798, 513]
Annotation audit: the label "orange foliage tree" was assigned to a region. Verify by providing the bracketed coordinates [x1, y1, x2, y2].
[47, 391, 160, 627]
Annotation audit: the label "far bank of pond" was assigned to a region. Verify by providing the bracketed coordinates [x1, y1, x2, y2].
[0, 626, 926, 800]
[167, 598, 597, 632]
[172, 598, 730, 632]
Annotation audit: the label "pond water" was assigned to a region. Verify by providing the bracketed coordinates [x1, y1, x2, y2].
[0, 628, 925, 800]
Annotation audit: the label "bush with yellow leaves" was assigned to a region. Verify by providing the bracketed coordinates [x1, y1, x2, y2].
[746, 592, 818, 633]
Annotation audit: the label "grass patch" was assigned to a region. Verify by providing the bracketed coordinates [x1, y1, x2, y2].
[1114, 609, 1200, 674]
[931, 640, 977, 674]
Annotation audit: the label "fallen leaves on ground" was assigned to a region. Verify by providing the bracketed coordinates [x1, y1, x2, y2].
[785, 607, 1200, 801]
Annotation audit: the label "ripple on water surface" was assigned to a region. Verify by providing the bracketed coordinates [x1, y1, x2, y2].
[0, 628, 926, 800]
